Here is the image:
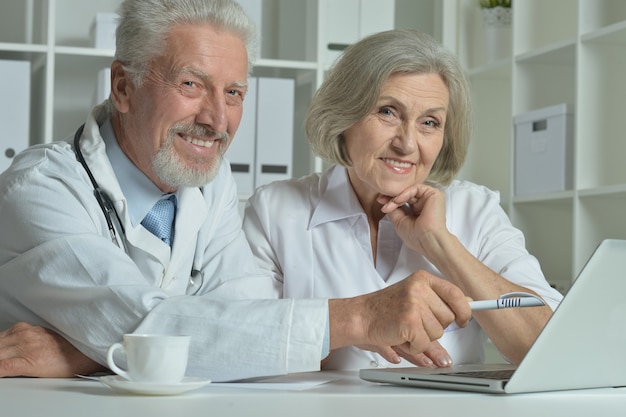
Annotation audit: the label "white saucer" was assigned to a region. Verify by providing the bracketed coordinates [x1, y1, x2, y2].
[100, 375, 211, 395]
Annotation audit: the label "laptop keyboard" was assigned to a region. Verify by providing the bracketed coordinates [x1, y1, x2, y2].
[441, 369, 515, 380]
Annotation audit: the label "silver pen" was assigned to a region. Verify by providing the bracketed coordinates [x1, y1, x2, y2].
[469, 292, 546, 311]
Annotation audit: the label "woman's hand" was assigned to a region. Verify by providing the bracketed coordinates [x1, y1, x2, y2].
[377, 183, 449, 254]
[380, 184, 553, 365]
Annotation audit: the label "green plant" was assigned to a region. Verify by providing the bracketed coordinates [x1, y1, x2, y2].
[479, 0, 511, 8]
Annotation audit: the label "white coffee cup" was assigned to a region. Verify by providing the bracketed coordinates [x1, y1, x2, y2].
[106, 334, 191, 384]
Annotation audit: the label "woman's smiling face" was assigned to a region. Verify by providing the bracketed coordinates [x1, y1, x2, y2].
[343, 72, 449, 204]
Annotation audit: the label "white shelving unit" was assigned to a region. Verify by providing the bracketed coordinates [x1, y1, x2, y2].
[456, 0, 626, 293]
[0, 0, 453, 210]
[0, 0, 124, 147]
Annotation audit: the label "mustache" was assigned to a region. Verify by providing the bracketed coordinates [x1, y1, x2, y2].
[169, 122, 230, 141]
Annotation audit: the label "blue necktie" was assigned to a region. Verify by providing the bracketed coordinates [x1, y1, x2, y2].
[141, 195, 176, 246]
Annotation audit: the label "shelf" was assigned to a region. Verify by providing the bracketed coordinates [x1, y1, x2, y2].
[457, 0, 626, 291]
[514, 0, 578, 55]
[576, 194, 626, 273]
[580, 0, 626, 35]
[511, 199, 573, 291]
[54, 0, 124, 48]
[581, 20, 626, 44]
[0, 43, 47, 54]
[252, 59, 319, 86]
[514, 39, 576, 65]
[513, 191, 575, 204]
[467, 59, 511, 79]
[513, 54, 576, 116]
[254, 58, 317, 70]
[578, 184, 626, 199]
[54, 46, 115, 57]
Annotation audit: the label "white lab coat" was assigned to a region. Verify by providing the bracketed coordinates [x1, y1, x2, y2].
[243, 165, 564, 370]
[0, 105, 326, 381]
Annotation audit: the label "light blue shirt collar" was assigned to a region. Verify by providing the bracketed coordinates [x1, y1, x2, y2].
[100, 119, 174, 226]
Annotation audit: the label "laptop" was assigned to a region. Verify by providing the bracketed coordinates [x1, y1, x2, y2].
[360, 239, 626, 394]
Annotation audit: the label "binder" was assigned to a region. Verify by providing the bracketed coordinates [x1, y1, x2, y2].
[226, 77, 257, 195]
[0, 60, 30, 173]
[94, 67, 111, 106]
[254, 77, 294, 188]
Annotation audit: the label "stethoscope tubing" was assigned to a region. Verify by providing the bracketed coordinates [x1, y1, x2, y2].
[73, 124, 125, 248]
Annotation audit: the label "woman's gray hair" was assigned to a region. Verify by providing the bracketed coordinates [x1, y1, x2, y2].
[305, 29, 472, 186]
[105, 0, 256, 112]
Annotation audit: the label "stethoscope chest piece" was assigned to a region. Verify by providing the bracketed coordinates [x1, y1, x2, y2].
[186, 269, 203, 295]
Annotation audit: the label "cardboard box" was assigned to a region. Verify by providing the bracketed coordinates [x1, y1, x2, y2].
[514, 104, 574, 195]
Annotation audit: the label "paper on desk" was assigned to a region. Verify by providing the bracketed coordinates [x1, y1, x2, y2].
[211, 372, 338, 391]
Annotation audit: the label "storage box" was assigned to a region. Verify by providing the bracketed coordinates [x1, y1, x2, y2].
[0, 60, 30, 173]
[90, 12, 118, 50]
[514, 104, 574, 195]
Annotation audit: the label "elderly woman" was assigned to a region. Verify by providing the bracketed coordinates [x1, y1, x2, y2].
[242, 29, 563, 370]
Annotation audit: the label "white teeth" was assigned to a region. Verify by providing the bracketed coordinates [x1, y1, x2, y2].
[184, 136, 215, 148]
[382, 158, 412, 168]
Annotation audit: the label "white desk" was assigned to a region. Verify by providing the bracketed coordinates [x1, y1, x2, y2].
[2, 371, 625, 417]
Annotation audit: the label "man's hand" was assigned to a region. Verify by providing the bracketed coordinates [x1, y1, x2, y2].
[328, 270, 471, 359]
[0, 322, 105, 378]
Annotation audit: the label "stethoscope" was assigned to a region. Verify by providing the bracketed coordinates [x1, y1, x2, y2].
[73, 123, 204, 294]
[74, 124, 127, 252]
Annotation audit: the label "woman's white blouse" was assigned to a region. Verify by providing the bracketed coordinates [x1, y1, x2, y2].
[243, 165, 563, 370]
